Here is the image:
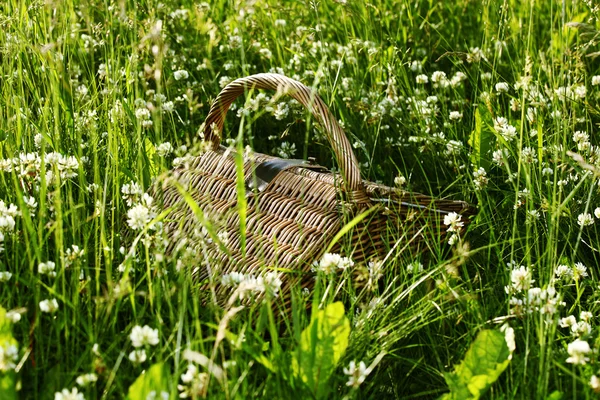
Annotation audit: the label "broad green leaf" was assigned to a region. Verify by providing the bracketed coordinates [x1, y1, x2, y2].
[441, 329, 511, 400]
[143, 138, 157, 179]
[126, 362, 171, 400]
[292, 302, 350, 398]
[468, 108, 482, 169]
[468, 106, 493, 171]
[547, 391, 564, 400]
[0, 306, 18, 400]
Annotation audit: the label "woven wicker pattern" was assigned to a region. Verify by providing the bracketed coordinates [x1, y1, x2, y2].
[153, 73, 474, 304]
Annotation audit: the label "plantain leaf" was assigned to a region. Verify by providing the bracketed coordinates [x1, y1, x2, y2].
[292, 302, 350, 398]
[468, 106, 493, 171]
[126, 362, 171, 400]
[0, 306, 18, 400]
[440, 329, 512, 400]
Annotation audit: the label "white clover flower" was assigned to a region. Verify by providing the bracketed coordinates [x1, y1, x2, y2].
[0, 271, 12, 282]
[219, 76, 232, 88]
[54, 387, 84, 400]
[431, 71, 447, 84]
[449, 111, 463, 121]
[538, 288, 564, 316]
[448, 234, 459, 245]
[275, 142, 296, 158]
[259, 47, 272, 59]
[510, 266, 533, 292]
[526, 210, 540, 223]
[573, 130, 591, 151]
[343, 360, 370, 388]
[75, 373, 98, 387]
[130, 325, 159, 348]
[508, 296, 524, 314]
[34, 133, 43, 148]
[450, 72, 466, 87]
[23, 196, 37, 216]
[263, 272, 283, 298]
[330, 59, 344, 70]
[338, 256, 354, 270]
[0, 213, 15, 233]
[443, 212, 463, 233]
[594, 207, 600, 219]
[65, 245, 85, 268]
[318, 253, 342, 274]
[571, 321, 592, 337]
[127, 204, 152, 230]
[560, 315, 577, 328]
[173, 70, 189, 80]
[217, 230, 229, 246]
[221, 272, 246, 287]
[121, 182, 143, 206]
[128, 349, 147, 364]
[555, 86, 572, 99]
[492, 149, 508, 166]
[394, 174, 407, 187]
[273, 102, 289, 120]
[406, 261, 424, 274]
[573, 85, 586, 99]
[0, 343, 18, 372]
[541, 167, 553, 176]
[181, 364, 198, 383]
[580, 311, 593, 322]
[445, 140, 463, 156]
[574, 262, 588, 280]
[495, 82, 509, 93]
[39, 299, 59, 313]
[591, 375, 600, 392]
[592, 76, 600, 86]
[520, 147, 537, 163]
[367, 259, 384, 281]
[135, 107, 151, 120]
[156, 142, 173, 157]
[409, 60, 422, 72]
[235, 275, 266, 300]
[415, 74, 428, 84]
[573, 130, 589, 144]
[493, 116, 518, 142]
[473, 167, 488, 189]
[550, 110, 561, 119]
[467, 47, 486, 63]
[566, 339, 591, 365]
[178, 364, 208, 398]
[38, 261, 57, 277]
[555, 264, 573, 280]
[5, 310, 21, 323]
[500, 324, 515, 358]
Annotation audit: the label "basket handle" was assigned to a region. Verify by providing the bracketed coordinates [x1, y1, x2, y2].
[202, 73, 365, 197]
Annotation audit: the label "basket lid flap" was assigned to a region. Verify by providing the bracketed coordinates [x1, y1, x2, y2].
[246, 158, 328, 192]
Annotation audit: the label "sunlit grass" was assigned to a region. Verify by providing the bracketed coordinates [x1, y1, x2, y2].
[0, 0, 600, 398]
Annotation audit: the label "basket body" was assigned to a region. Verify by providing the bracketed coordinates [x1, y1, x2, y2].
[152, 73, 474, 304]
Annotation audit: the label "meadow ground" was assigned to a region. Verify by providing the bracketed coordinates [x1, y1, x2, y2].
[1, 0, 600, 398]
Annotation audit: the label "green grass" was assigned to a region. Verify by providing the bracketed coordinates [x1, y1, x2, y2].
[1, 0, 600, 398]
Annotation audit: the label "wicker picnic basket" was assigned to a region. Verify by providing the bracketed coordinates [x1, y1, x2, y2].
[154, 73, 474, 304]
